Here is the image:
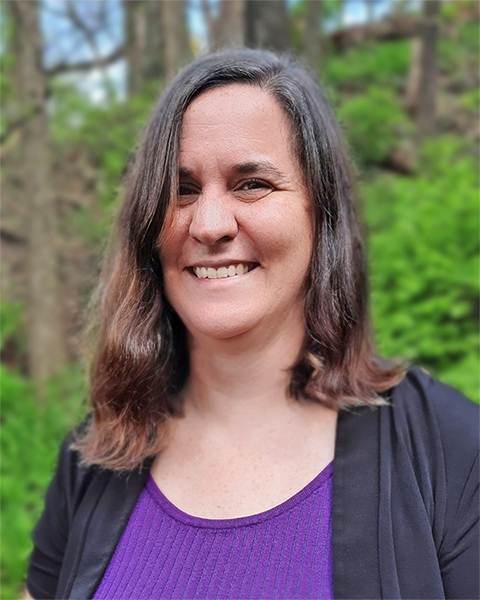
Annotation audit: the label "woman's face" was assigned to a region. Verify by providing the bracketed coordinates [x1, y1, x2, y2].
[160, 84, 314, 341]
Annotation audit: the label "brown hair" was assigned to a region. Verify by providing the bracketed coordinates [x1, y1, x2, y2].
[74, 50, 405, 471]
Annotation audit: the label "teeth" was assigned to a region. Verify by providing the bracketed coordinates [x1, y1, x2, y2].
[193, 263, 254, 279]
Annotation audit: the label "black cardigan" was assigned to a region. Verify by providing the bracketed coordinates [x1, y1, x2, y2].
[26, 368, 479, 600]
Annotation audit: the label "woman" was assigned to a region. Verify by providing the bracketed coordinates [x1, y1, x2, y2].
[26, 50, 479, 600]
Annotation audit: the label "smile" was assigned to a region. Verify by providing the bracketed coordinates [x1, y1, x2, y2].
[189, 263, 259, 279]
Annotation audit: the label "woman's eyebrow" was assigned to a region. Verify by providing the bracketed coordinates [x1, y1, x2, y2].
[232, 161, 289, 183]
[178, 167, 194, 179]
[178, 161, 289, 183]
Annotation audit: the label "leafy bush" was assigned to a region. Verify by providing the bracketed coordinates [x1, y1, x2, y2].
[459, 88, 480, 113]
[0, 365, 85, 600]
[438, 22, 480, 87]
[0, 301, 24, 352]
[323, 40, 411, 92]
[338, 86, 413, 166]
[362, 136, 479, 402]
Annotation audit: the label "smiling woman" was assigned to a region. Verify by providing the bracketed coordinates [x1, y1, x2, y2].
[25, 50, 478, 600]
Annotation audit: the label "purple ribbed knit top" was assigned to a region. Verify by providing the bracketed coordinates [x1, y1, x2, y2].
[93, 461, 333, 600]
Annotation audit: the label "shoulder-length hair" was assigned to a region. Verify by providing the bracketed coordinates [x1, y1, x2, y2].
[74, 49, 405, 471]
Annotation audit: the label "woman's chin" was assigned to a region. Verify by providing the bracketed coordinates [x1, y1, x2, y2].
[190, 322, 255, 341]
[183, 312, 260, 342]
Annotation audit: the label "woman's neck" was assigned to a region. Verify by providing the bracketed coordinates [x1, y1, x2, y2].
[180, 311, 310, 435]
[157, 310, 337, 485]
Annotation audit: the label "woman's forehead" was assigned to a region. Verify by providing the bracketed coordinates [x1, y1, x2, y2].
[179, 84, 299, 175]
[182, 84, 290, 133]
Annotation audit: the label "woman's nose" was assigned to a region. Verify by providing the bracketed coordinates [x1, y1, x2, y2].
[188, 192, 239, 246]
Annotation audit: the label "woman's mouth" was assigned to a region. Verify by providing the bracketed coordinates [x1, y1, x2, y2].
[188, 262, 259, 279]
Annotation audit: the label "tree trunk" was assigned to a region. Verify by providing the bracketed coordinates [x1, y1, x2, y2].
[124, 0, 148, 95]
[211, 0, 245, 50]
[416, 0, 440, 140]
[304, 0, 323, 73]
[245, 0, 289, 52]
[125, 0, 189, 92]
[200, 0, 214, 49]
[405, 37, 422, 115]
[144, 0, 165, 83]
[10, 0, 67, 395]
[160, 0, 190, 82]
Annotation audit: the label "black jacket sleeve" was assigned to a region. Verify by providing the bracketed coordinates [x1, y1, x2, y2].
[428, 376, 480, 600]
[440, 451, 479, 599]
[25, 419, 147, 600]
[26, 434, 73, 600]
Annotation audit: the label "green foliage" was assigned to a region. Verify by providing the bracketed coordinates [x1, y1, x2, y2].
[0, 301, 24, 352]
[439, 0, 469, 21]
[51, 82, 157, 207]
[0, 365, 85, 600]
[338, 86, 413, 166]
[323, 40, 411, 92]
[289, 0, 307, 54]
[49, 82, 158, 247]
[362, 136, 479, 402]
[323, 41, 414, 168]
[290, 0, 347, 56]
[438, 22, 480, 87]
[459, 88, 480, 113]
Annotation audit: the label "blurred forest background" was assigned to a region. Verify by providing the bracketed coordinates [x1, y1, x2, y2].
[1, 0, 479, 597]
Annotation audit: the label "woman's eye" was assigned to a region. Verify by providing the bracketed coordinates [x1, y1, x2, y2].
[178, 184, 197, 196]
[234, 179, 274, 202]
[239, 179, 271, 191]
[177, 183, 199, 205]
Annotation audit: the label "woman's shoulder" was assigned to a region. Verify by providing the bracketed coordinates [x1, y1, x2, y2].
[55, 413, 152, 508]
[387, 366, 479, 468]
[391, 367, 478, 432]
[57, 413, 93, 475]
[49, 415, 102, 513]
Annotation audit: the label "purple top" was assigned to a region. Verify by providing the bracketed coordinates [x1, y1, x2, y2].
[93, 461, 334, 599]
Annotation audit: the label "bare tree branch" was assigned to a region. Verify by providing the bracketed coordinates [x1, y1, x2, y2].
[40, 1, 70, 20]
[0, 107, 41, 145]
[45, 46, 125, 76]
[64, 1, 115, 91]
[66, 2, 102, 53]
[0, 227, 27, 245]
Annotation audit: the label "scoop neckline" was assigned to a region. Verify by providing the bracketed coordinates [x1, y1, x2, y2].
[145, 460, 333, 529]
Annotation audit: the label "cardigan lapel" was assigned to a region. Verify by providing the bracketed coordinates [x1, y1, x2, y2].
[332, 405, 382, 599]
[59, 465, 150, 600]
